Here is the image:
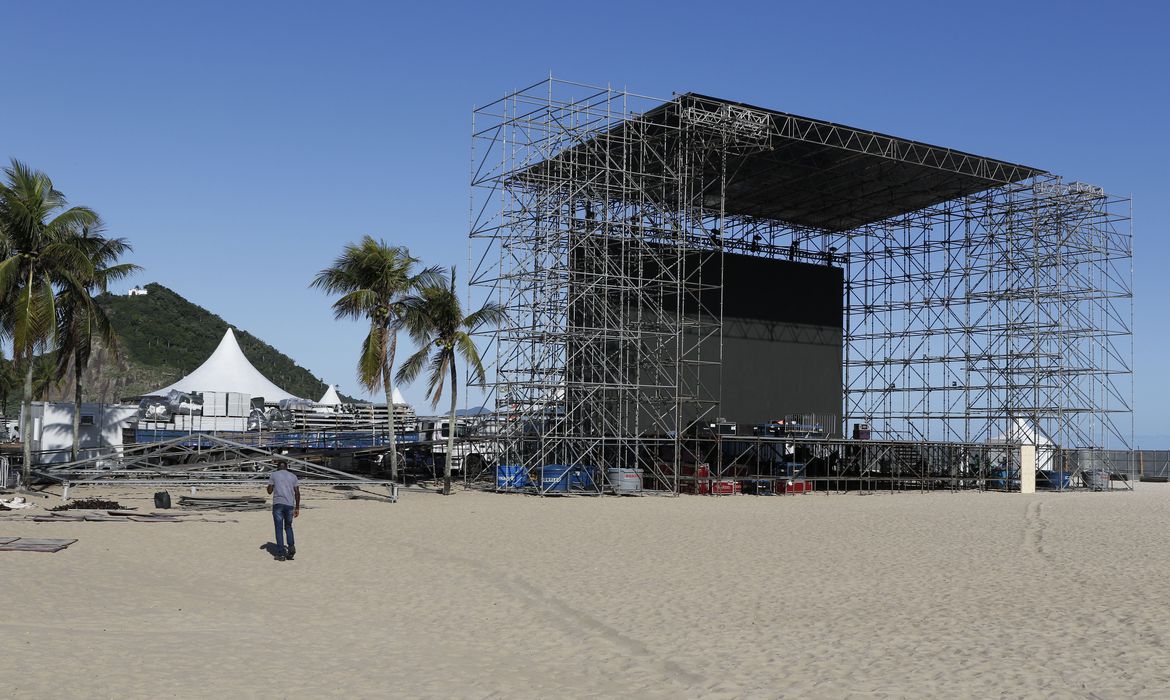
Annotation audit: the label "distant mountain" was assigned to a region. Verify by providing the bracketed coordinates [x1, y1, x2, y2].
[41, 282, 353, 404]
[456, 406, 492, 416]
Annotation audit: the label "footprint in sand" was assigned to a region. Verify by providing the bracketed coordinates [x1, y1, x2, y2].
[1021, 500, 1052, 561]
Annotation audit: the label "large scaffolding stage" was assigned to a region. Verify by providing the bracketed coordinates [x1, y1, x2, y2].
[469, 78, 1133, 493]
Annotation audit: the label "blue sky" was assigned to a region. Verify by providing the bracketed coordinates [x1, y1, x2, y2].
[4, 1, 1167, 443]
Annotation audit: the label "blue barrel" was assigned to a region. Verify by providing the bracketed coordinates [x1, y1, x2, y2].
[990, 469, 1007, 489]
[541, 465, 571, 493]
[497, 465, 529, 489]
[990, 469, 1020, 490]
[570, 466, 597, 490]
[1036, 470, 1070, 490]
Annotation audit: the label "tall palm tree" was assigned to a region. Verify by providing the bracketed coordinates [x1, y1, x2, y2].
[56, 222, 140, 460]
[0, 160, 97, 484]
[311, 236, 440, 481]
[397, 267, 505, 495]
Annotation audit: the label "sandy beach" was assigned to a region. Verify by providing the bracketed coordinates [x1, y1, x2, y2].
[3, 483, 1169, 698]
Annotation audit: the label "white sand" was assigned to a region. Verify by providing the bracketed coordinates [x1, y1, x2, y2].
[3, 483, 1169, 698]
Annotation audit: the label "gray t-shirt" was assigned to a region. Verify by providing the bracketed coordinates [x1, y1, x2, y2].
[268, 469, 299, 507]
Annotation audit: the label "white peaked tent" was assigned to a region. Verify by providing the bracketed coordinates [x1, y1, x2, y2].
[150, 328, 302, 403]
[317, 384, 405, 406]
[318, 384, 342, 405]
[990, 417, 1055, 472]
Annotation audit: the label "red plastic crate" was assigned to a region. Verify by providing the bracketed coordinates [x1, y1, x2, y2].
[780, 479, 811, 494]
[709, 479, 742, 495]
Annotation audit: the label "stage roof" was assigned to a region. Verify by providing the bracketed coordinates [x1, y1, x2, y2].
[526, 93, 1045, 232]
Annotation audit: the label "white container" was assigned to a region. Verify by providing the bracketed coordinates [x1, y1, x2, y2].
[606, 468, 644, 495]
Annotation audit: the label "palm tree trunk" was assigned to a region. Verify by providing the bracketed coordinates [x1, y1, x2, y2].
[71, 348, 83, 462]
[21, 355, 33, 487]
[383, 372, 399, 482]
[444, 361, 457, 495]
[384, 331, 399, 482]
[21, 267, 35, 487]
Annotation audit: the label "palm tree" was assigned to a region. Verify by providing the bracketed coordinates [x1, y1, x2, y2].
[56, 222, 140, 460]
[0, 353, 18, 421]
[311, 237, 440, 481]
[0, 160, 98, 484]
[31, 356, 59, 402]
[397, 267, 505, 495]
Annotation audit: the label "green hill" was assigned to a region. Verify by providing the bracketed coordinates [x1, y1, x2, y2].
[41, 282, 349, 404]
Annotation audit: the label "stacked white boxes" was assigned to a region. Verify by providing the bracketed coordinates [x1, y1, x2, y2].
[173, 414, 248, 432]
[226, 392, 248, 417]
[203, 391, 226, 417]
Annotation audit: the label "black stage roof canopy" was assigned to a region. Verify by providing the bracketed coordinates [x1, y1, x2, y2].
[524, 93, 1045, 232]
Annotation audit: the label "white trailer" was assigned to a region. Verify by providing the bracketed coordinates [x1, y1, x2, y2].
[416, 416, 501, 471]
[20, 401, 140, 465]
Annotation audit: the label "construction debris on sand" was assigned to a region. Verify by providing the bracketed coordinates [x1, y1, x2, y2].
[29, 510, 237, 523]
[0, 537, 77, 553]
[50, 498, 129, 512]
[179, 495, 268, 511]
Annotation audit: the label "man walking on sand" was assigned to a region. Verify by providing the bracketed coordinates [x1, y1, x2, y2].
[267, 459, 300, 561]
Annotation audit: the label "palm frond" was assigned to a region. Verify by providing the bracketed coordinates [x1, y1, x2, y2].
[12, 279, 57, 359]
[80, 295, 119, 352]
[395, 345, 430, 388]
[412, 264, 447, 290]
[454, 332, 488, 387]
[392, 265, 505, 408]
[43, 206, 100, 240]
[356, 327, 386, 393]
[463, 301, 508, 332]
[425, 349, 451, 407]
[0, 256, 22, 304]
[93, 262, 142, 291]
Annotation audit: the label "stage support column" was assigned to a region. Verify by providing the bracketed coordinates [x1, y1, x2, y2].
[1020, 444, 1037, 494]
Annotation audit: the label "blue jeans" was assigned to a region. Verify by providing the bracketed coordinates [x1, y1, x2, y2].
[272, 504, 295, 554]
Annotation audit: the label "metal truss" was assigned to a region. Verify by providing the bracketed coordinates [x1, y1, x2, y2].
[34, 434, 398, 500]
[767, 110, 1038, 184]
[470, 78, 1133, 493]
[838, 176, 1133, 484]
[470, 79, 728, 492]
[706, 435, 1016, 493]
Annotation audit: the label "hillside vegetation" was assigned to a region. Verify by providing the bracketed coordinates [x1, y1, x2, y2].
[29, 283, 349, 404]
